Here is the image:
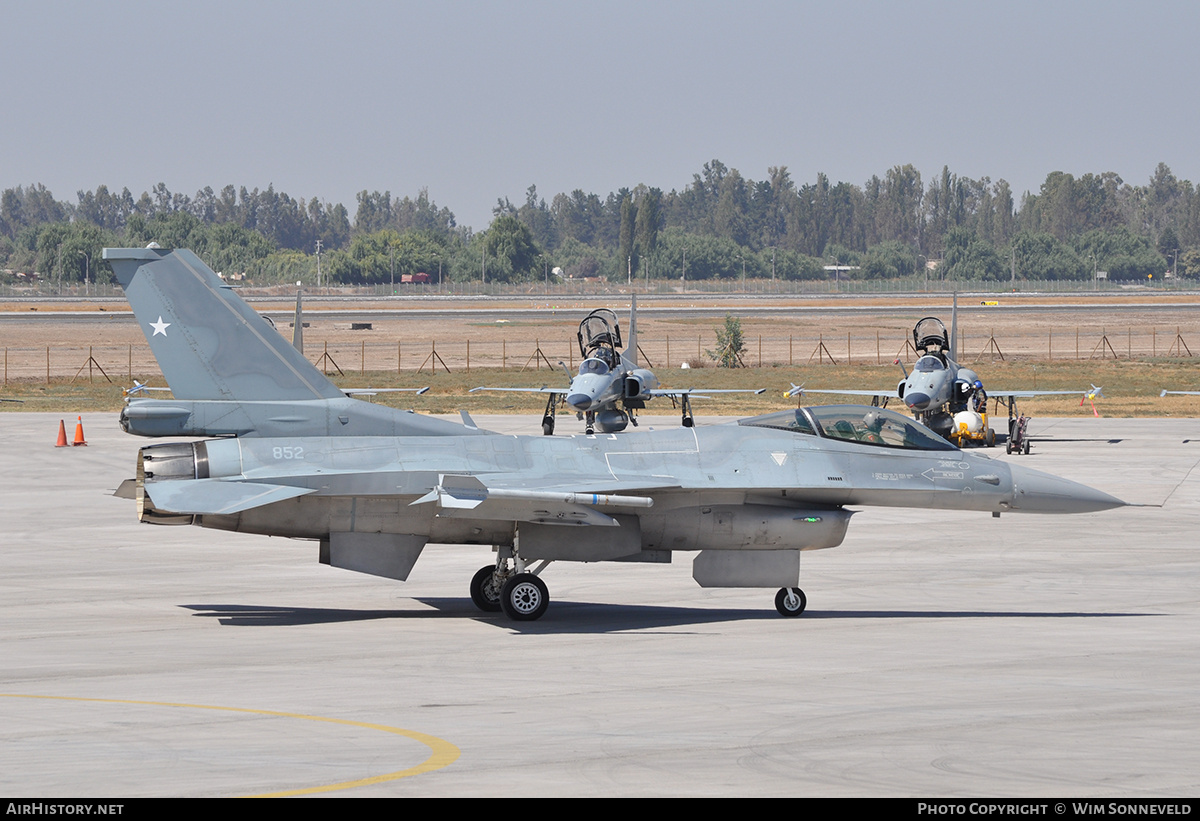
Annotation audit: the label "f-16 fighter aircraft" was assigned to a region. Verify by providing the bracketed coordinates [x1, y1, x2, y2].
[472, 298, 764, 435]
[109, 249, 1125, 623]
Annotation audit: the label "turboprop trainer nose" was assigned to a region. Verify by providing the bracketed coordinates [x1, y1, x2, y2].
[1006, 462, 1126, 514]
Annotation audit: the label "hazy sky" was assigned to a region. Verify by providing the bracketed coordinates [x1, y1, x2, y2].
[5, 1, 1198, 231]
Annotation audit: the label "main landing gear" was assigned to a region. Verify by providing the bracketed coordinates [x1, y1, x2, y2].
[541, 393, 558, 436]
[470, 547, 552, 621]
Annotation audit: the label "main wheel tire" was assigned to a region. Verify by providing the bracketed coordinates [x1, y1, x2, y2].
[775, 587, 807, 617]
[1023, 438, 1031, 455]
[469, 565, 502, 612]
[500, 573, 549, 621]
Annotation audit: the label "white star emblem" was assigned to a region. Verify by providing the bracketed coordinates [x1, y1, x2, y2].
[150, 316, 171, 336]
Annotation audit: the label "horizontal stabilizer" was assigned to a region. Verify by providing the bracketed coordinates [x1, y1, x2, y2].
[143, 478, 315, 515]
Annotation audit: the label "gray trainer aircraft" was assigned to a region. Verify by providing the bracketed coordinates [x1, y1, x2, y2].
[104, 246, 470, 439]
[787, 296, 1086, 453]
[471, 298, 764, 435]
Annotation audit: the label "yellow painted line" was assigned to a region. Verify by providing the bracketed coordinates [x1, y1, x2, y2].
[1, 693, 460, 797]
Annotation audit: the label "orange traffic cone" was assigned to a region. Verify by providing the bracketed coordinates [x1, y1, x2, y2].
[55, 419, 69, 447]
[72, 416, 87, 447]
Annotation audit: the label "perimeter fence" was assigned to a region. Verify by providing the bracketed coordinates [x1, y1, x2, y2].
[4, 325, 1197, 386]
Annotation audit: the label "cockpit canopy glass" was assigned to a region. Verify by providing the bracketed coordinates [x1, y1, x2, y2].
[914, 354, 946, 372]
[913, 316, 949, 352]
[578, 309, 622, 356]
[739, 405, 956, 451]
[578, 358, 610, 376]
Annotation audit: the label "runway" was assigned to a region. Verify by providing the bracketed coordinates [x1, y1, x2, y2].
[1, 412, 1197, 796]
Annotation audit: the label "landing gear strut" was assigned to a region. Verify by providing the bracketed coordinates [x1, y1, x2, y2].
[541, 393, 558, 436]
[680, 394, 695, 428]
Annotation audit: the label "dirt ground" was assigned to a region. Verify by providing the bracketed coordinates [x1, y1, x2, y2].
[3, 294, 1200, 382]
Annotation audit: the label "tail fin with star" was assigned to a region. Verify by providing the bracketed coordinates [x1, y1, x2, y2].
[103, 246, 342, 402]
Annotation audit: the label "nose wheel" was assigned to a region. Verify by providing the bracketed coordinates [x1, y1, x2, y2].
[775, 587, 807, 617]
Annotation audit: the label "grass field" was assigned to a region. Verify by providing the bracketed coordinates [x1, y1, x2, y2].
[4, 358, 1199, 418]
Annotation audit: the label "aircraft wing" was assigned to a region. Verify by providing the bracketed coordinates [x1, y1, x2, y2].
[648, 388, 766, 398]
[987, 390, 1091, 399]
[343, 387, 430, 397]
[469, 387, 563, 395]
[786, 386, 900, 399]
[1161, 390, 1200, 396]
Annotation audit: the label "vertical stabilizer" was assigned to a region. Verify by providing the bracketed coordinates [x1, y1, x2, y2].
[949, 292, 958, 361]
[104, 247, 343, 402]
[625, 294, 639, 367]
[292, 287, 304, 353]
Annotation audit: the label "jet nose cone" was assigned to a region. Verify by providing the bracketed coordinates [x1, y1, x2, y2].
[566, 393, 593, 411]
[1007, 463, 1126, 514]
[905, 392, 931, 411]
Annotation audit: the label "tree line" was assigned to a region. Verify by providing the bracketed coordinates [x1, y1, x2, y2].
[2, 161, 1196, 287]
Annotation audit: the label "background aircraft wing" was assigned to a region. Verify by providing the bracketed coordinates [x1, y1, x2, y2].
[647, 388, 766, 397]
[988, 389, 1091, 398]
[343, 387, 430, 397]
[469, 387, 564, 395]
[786, 385, 901, 399]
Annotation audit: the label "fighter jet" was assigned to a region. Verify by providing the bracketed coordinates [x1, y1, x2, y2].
[111, 247, 1125, 622]
[471, 298, 764, 435]
[104, 246, 474, 439]
[127, 405, 1124, 622]
[787, 296, 1086, 452]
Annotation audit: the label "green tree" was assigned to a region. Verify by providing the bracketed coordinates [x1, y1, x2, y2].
[706, 315, 746, 367]
[479, 215, 541, 283]
[940, 228, 1004, 281]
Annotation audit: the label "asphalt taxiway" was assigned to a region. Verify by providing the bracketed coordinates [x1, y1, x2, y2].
[1, 412, 1197, 796]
